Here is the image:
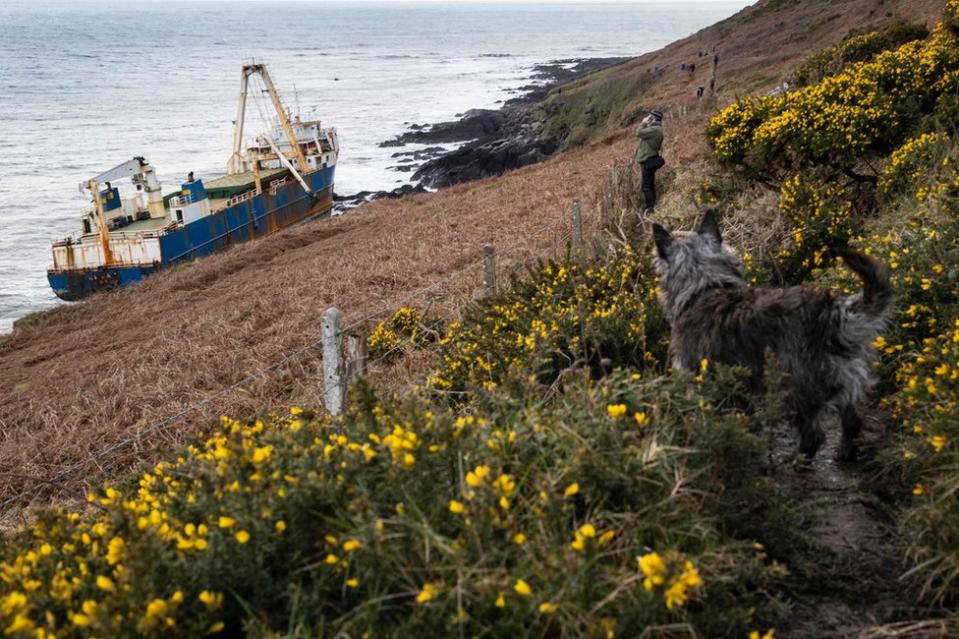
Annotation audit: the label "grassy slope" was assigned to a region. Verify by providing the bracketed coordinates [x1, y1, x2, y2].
[0, 0, 944, 522]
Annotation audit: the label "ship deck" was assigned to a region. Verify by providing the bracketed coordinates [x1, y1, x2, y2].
[204, 168, 288, 200]
[111, 217, 170, 235]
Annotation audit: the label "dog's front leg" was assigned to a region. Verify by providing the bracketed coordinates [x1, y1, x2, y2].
[837, 405, 864, 462]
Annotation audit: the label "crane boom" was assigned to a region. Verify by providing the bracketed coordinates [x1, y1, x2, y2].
[80, 157, 145, 192]
[259, 135, 313, 197]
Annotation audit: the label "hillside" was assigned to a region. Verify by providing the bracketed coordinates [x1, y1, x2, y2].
[3, 0, 959, 636]
[535, 0, 945, 149]
[0, 0, 943, 521]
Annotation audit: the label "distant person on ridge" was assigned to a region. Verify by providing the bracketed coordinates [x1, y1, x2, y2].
[634, 109, 664, 215]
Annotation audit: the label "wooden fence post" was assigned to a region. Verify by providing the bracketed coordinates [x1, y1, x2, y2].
[346, 333, 368, 382]
[483, 244, 496, 295]
[322, 307, 344, 416]
[571, 199, 583, 248]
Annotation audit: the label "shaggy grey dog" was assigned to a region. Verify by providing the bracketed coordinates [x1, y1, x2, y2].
[652, 210, 894, 461]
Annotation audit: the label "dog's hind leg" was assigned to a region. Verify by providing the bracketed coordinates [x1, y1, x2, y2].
[789, 400, 827, 459]
[837, 404, 864, 462]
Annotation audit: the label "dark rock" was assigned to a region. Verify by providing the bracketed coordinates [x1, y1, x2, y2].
[375, 57, 627, 189]
[411, 135, 558, 189]
[379, 109, 508, 147]
[391, 146, 447, 161]
[385, 183, 427, 199]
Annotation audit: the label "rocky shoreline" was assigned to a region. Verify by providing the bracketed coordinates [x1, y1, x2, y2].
[334, 57, 627, 210]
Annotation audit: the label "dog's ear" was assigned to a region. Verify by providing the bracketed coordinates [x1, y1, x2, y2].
[652, 223, 673, 258]
[697, 208, 722, 245]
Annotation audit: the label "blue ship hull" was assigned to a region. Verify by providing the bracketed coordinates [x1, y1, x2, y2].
[48, 165, 335, 301]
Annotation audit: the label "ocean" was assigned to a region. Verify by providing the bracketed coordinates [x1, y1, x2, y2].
[0, 0, 749, 333]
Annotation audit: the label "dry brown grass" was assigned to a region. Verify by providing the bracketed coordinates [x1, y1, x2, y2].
[858, 619, 959, 638]
[0, 0, 945, 524]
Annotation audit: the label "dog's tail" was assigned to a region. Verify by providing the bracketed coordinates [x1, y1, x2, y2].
[837, 248, 895, 319]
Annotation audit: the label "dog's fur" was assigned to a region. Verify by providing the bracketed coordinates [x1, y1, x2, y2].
[652, 210, 894, 460]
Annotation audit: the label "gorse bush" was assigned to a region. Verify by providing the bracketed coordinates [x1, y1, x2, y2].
[793, 20, 929, 87]
[888, 316, 959, 604]
[865, 187, 959, 604]
[367, 307, 444, 360]
[768, 174, 854, 285]
[429, 249, 669, 398]
[707, 11, 959, 178]
[879, 131, 959, 203]
[0, 366, 794, 638]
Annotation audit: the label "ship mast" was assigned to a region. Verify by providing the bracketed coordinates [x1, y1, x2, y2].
[227, 63, 309, 175]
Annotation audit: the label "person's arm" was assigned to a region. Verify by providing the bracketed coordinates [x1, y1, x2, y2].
[636, 124, 656, 140]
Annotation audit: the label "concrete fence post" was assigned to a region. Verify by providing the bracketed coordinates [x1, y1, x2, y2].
[483, 244, 496, 295]
[346, 333, 368, 382]
[322, 307, 345, 416]
[571, 199, 583, 248]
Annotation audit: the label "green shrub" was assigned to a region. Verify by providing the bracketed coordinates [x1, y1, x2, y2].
[0, 366, 794, 637]
[793, 20, 929, 87]
[429, 248, 669, 399]
[765, 174, 856, 285]
[707, 13, 959, 178]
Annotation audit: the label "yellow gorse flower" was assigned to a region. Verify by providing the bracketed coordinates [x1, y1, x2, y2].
[416, 582, 440, 604]
[639, 552, 666, 591]
[606, 404, 627, 418]
[465, 464, 491, 487]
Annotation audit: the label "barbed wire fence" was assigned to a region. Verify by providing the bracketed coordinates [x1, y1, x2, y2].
[0, 198, 597, 516]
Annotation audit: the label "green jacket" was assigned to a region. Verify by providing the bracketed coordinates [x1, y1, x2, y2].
[634, 122, 664, 163]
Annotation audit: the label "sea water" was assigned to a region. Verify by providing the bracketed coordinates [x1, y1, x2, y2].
[0, 0, 749, 333]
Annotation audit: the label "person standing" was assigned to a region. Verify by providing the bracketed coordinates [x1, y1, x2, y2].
[634, 109, 665, 214]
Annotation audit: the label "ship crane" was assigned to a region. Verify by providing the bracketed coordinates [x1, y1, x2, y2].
[80, 157, 164, 267]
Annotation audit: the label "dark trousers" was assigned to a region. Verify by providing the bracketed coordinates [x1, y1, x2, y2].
[640, 160, 661, 210]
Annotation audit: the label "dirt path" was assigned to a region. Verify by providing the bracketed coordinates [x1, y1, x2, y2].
[773, 412, 916, 639]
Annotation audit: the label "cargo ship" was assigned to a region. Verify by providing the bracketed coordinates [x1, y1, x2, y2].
[47, 63, 338, 301]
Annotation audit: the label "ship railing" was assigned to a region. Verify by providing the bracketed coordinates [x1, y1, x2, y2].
[54, 222, 178, 246]
[269, 176, 290, 195]
[226, 189, 257, 207]
[168, 194, 193, 207]
[109, 230, 167, 240]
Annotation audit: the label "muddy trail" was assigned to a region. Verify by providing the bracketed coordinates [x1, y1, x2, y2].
[770, 412, 942, 639]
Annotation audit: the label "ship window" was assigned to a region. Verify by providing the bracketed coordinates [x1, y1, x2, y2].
[83, 219, 91, 234]
[176, 210, 183, 222]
